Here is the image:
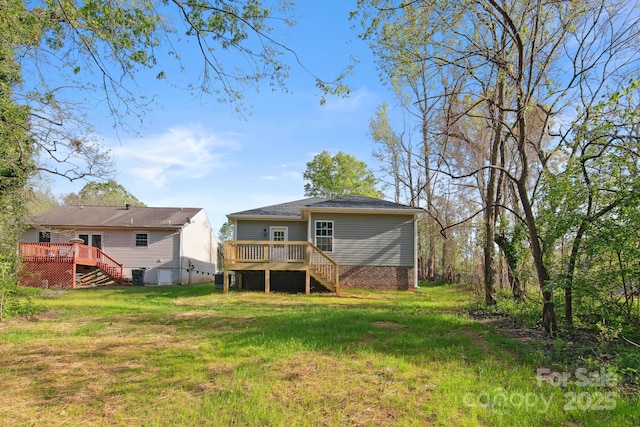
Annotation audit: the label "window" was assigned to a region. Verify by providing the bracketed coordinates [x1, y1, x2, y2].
[314, 221, 333, 252]
[38, 231, 51, 243]
[135, 233, 149, 247]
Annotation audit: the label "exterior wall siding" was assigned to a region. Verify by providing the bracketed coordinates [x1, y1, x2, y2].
[310, 213, 415, 266]
[107, 229, 180, 284]
[180, 210, 216, 284]
[235, 220, 307, 241]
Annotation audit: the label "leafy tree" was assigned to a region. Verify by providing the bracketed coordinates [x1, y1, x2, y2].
[356, 0, 640, 334]
[303, 151, 383, 199]
[62, 180, 146, 207]
[538, 81, 640, 327]
[216, 221, 234, 268]
[369, 103, 418, 205]
[0, 5, 36, 319]
[25, 185, 59, 215]
[217, 222, 234, 243]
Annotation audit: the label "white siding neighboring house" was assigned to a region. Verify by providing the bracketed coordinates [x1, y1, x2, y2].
[21, 205, 216, 286]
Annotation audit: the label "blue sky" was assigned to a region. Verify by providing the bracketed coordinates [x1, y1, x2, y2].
[47, 2, 397, 232]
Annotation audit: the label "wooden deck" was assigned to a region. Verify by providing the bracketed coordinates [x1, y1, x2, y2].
[223, 241, 339, 294]
[20, 242, 124, 288]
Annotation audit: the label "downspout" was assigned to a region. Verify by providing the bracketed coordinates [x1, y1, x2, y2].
[179, 225, 184, 285]
[414, 213, 419, 289]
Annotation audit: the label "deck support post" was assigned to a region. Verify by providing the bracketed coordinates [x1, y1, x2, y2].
[223, 241, 338, 293]
[223, 267, 229, 294]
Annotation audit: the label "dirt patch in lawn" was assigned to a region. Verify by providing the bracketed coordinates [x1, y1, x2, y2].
[372, 321, 405, 329]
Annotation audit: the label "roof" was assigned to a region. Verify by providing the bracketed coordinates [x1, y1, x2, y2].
[227, 195, 421, 220]
[27, 205, 203, 229]
[307, 195, 419, 211]
[227, 197, 327, 218]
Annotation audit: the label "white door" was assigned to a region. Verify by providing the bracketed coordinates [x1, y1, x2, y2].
[269, 227, 288, 261]
[158, 269, 173, 285]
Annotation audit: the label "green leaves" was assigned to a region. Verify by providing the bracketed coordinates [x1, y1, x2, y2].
[62, 179, 146, 206]
[303, 150, 383, 199]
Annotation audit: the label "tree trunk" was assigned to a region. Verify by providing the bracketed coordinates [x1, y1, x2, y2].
[483, 74, 504, 305]
[565, 224, 586, 325]
[517, 180, 557, 335]
[494, 234, 523, 301]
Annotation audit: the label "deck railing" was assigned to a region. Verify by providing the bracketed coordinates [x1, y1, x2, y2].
[224, 240, 308, 264]
[20, 242, 124, 283]
[223, 240, 339, 290]
[307, 243, 338, 288]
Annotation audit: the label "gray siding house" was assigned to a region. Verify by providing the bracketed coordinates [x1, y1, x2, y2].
[224, 195, 421, 292]
[21, 205, 216, 287]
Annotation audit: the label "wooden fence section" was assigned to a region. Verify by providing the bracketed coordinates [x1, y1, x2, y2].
[19, 242, 124, 288]
[223, 241, 339, 293]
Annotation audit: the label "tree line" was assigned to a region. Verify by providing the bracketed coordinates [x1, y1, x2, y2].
[357, 0, 640, 335]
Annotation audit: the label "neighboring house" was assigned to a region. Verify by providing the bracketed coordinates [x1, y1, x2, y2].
[223, 195, 422, 293]
[20, 205, 216, 288]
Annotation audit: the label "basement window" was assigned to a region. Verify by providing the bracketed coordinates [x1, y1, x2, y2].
[135, 233, 149, 247]
[314, 221, 333, 252]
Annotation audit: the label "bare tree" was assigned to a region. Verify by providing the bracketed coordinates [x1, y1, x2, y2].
[356, 0, 640, 334]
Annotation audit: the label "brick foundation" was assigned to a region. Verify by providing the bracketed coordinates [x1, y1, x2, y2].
[339, 265, 414, 291]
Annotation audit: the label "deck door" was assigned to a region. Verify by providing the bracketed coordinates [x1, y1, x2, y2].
[269, 227, 288, 261]
[77, 233, 103, 250]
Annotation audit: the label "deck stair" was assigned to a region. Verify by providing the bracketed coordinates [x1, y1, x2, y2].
[223, 241, 339, 293]
[77, 267, 121, 287]
[19, 242, 124, 289]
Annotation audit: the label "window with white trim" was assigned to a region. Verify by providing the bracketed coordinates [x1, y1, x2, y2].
[314, 221, 333, 252]
[135, 233, 149, 247]
[38, 231, 51, 243]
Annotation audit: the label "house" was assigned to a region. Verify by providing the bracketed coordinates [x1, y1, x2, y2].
[223, 195, 422, 293]
[20, 205, 216, 288]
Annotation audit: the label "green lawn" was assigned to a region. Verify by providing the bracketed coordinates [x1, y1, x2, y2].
[0, 284, 637, 426]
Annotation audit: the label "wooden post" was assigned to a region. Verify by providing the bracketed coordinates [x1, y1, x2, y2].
[223, 267, 229, 294]
[265, 269, 270, 293]
[305, 269, 310, 295]
[71, 242, 79, 289]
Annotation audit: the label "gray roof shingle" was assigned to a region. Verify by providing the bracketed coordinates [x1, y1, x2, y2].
[228, 195, 419, 219]
[228, 197, 326, 218]
[306, 195, 418, 211]
[27, 205, 203, 228]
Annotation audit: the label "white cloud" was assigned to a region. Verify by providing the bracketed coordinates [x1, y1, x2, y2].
[108, 125, 240, 187]
[322, 90, 371, 113]
[282, 171, 302, 180]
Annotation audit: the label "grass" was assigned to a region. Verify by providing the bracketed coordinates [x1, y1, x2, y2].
[0, 283, 638, 426]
